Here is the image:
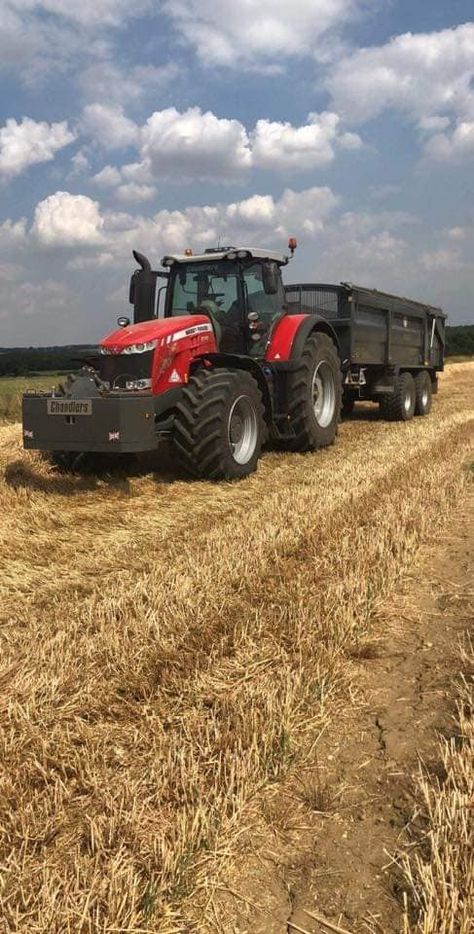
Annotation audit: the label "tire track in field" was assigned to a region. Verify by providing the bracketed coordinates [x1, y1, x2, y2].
[0, 365, 473, 625]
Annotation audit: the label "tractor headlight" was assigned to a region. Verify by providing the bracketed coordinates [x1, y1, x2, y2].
[125, 378, 152, 390]
[122, 340, 158, 354]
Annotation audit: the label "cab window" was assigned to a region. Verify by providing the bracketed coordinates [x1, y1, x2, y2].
[170, 262, 239, 316]
[243, 263, 284, 320]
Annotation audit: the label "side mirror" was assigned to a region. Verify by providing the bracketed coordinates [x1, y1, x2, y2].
[262, 261, 280, 295]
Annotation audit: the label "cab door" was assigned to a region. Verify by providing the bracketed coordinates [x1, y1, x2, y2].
[242, 263, 286, 356]
[206, 267, 247, 354]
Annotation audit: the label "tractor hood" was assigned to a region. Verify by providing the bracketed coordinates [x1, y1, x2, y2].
[101, 315, 212, 352]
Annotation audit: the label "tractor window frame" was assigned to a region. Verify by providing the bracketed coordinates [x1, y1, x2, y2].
[242, 261, 286, 322]
[166, 262, 241, 318]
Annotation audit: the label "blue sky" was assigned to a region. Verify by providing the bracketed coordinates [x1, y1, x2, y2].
[0, 0, 473, 345]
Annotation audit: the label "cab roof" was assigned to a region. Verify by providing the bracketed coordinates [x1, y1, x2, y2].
[161, 247, 288, 267]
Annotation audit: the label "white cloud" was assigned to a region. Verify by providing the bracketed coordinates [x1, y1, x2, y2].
[81, 104, 139, 150]
[2, 0, 152, 28]
[32, 191, 104, 246]
[227, 194, 275, 225]
[24, 184, 338, 262]
[327, 23, 474, 164]
[329, 23, 474, 127]
[446, 227, 466, 241]
[420, 248, 466, 271]
[0, 5, 67, 80]
[0, 116, 75, 178]
[92, 165, 123, 187]
[78, 61, 179, 105]
[3, 193, 473, 344]
[113, 185, 339, 257]
[165, 0, 361, 68]
[116, 182, 157, 202]
[0, 278, 71, 324]
[87, 107, 360, 185]
[0, 2, 148, 84]
[0, 217, 28, 246]
[418, 115, 451, 133]
[423, 121, 474, 162]
[137, 106, 252, 181]
[223, 187, 339, 238]
[0, 260, 22, 282]
[251, 111, 361, 170]
[314, 209, 415, 290]
[70, 148, 91, 175]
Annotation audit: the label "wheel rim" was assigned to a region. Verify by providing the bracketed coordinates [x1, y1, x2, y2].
[228, 395, 258, 464]
[312, 361, 336, 428]
[421, 387, 428, 408]
[404, 388, 412, 413]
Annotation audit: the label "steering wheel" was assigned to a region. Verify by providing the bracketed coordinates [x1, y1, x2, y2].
[194, 299, 224, 344]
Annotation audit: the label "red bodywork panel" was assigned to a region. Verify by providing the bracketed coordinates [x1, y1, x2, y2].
[101, 315, 217, 394]
[265, 314, 309, 362]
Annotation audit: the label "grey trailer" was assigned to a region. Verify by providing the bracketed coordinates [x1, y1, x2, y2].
[284, 282, 446, 419]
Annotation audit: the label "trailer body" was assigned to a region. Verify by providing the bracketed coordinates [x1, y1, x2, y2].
[284, 282, 445, 399]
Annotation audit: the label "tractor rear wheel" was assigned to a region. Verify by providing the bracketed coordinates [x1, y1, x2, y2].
[414, 370, 432, 416]
[283, 332, 342, 451]
[379, 371, 416, 421]
[173, 367, 264, 480]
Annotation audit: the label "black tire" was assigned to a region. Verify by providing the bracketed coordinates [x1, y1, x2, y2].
[342, 392, 355, 417]
[379, 371, 416, 421]
[49, 451, 136, 473]
[283, 332, 342, 451]
[50, 451, 79, 472]
[173, 367, 264, 480]
[414, 371, 432, 416]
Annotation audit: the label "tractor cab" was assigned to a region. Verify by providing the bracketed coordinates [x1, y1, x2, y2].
[131, 246, 290, 357]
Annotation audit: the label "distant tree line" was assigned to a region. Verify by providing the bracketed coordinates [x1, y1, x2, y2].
[445, 325, 474, 357]
[0, 327, 472, 377]
[0, 346, 99, 377]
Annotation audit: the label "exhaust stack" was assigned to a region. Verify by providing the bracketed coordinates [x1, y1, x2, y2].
[129, 250, 159, 324]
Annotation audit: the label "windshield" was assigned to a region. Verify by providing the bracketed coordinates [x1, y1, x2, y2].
[170, 262, 239, 316]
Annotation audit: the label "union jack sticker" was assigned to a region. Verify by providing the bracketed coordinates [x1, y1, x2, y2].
[109, 431, 120, 441]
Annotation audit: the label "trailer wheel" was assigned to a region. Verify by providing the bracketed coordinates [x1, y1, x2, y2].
[173, 367, 264, 480]
[379, 371, 416, 421]
[414, 371, 432, 416]
[283, 332, 342, 450]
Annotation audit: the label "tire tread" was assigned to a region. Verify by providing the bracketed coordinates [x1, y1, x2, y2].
[173, 368, 264, 479]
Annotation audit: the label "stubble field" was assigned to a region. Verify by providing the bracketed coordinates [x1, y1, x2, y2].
[0, 362, 473, 933]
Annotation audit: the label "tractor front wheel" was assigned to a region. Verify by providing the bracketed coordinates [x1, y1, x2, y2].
[283, 332, 342, 451]
[173, 367, 265, 480]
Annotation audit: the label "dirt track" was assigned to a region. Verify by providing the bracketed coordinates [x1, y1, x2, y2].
[0, 362, 473, 932]
[238, 476, 474, 934]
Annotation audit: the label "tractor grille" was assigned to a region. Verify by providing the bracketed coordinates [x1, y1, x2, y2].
[99, 351, 154, 389]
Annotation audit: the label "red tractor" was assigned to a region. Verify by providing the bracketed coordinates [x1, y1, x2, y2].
[21, 242, 344, 479]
